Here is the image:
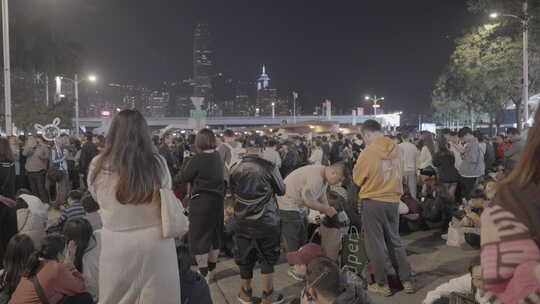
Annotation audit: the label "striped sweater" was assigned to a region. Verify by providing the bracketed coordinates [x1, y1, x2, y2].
[480, 182, 540, 304]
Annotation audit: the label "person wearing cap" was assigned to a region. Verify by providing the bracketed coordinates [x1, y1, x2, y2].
[229, 134, 286, 304]
[287, 243, 326, 280]
[299, 257, 371, 304]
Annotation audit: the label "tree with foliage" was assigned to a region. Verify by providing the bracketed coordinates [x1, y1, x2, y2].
[433, 16, 540, 132]
[468, 0, 540, 124]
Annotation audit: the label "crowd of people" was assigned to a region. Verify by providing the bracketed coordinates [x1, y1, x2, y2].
[0, 107, 538, 304]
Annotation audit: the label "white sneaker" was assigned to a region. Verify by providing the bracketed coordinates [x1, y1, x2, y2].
[208, 270, 215, 283]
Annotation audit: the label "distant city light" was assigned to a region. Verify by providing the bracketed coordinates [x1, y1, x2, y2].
[101, 110, 111, 117]
[88, 75, 97, 82]
[490, 12, 499, 19]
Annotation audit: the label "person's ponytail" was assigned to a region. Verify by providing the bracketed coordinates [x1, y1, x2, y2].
[24, 235, 66, 277]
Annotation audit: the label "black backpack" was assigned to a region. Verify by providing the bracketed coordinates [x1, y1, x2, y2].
[421, 198, 443, 223]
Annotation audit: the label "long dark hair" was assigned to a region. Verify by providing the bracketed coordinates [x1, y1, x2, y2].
[24, 235, 66, 277]
[422, 133, 437, 157]
[0, 137, 14, 162]
[437, 137, 451, 156]
[504, 109, 540, 185]
[89, 110, 162, 205]
[62, 218, 94, 273]
[0, 234, 35, 294]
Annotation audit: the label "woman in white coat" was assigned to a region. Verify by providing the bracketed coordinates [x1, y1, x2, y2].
[88, 110, 181, 304]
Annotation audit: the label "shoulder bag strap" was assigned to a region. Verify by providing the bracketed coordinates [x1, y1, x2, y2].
[31, 276, 50, 304]
[18, 210, 30, 232]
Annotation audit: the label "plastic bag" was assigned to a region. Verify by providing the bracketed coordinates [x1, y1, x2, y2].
[446, 222, 465, 247]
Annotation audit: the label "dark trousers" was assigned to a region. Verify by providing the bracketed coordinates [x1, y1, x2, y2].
[27, 171, 49, 203]
[362, 199, 411, 286]
[58, 292, 93, 304]
[459, 177, 477, 201]
[279, 210, 307, 254]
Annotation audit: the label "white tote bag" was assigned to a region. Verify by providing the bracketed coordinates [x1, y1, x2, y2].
[158, 156, 189, 239]
[161, 187, 189, 239]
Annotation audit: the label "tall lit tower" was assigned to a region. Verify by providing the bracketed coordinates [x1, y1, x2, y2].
[256, 65, 277, 114]
[193, 23, 214, 100]
[257, 65, 270, 90]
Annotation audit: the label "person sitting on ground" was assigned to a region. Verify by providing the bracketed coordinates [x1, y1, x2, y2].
[423, 257, 490, 304]
[0, 234, 35, 303]
[81, 195, 102, 231]
[286, 243, 327, 280]
[460, 188, 488, 250]
[62, 218, 100, 303]
[459, 189, 486, 229]
[299, 257, 371, 304]
[176, 244, 212, 304]
[15, 190, 49, 246]
[46, 190, 85, 233]
[10, 234, 92, 304]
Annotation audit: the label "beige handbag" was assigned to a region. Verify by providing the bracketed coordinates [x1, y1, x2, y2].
[158, 156, 189, 239]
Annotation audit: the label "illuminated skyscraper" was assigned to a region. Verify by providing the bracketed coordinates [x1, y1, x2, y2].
[256, 65, 277, 114]
[193, 23, 214, 102]
[257, 65, 270, 91]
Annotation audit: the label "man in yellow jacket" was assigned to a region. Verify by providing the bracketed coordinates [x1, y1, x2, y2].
[353, 120, 414, 296]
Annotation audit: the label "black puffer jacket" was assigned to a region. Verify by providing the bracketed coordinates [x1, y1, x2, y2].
[230, 155, 286, 238]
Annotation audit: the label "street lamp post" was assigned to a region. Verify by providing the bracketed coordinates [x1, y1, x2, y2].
[490, 1, 530, 127]
[2, 0, 12, 136]
[60, 74, 97, 137]
[292, 91, 298, 123]
[271, 102, 275, 119]
[365, 95, 385, 116]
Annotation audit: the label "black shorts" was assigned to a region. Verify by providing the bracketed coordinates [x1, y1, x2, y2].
[234, 233, 281, 278]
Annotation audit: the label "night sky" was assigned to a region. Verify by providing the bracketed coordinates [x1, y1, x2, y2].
[45, 0, 477, 118]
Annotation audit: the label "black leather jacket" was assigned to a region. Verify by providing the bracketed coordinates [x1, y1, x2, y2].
[230, 154, 286, 238]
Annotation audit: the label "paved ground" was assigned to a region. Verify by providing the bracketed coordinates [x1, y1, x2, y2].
[209, 230, 479, 304]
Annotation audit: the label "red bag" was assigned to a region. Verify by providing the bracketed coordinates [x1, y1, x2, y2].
[401, 194, 419, 214]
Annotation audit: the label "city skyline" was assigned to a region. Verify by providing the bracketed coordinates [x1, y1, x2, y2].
[38, 0, 474, 118]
